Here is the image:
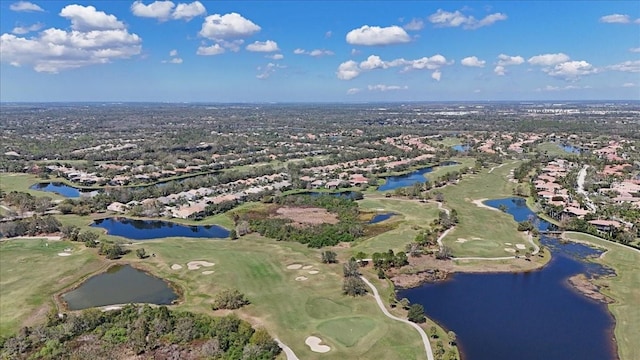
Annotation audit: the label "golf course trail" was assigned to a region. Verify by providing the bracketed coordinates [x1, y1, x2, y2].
[275, 339, 299, 360]
[360, 276, 434, 360]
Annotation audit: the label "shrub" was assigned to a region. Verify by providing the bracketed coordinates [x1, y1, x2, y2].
[211, 289, 250, 310]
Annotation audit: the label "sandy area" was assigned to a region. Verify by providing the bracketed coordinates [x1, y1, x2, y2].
[305, 336, 331, 353]
[295, 276, 308, 281]
[504, 248, 516, 253]
[187, 261, 215, 270]
[568, 274, 613, 304]
[202, 270, 214, 275]
[505, 242, 512, 246]
[302, 265, 313, 270]
[276, 206, 339, 226]
[471, 198, 499, 212]
[456, 238, 468, 243]
[57, 252, 72, 257]
[308, 270, 319, 275]
[101, 305, 123, 312]
[171, 264, 183, 270]
[287, 264, 303, 270]
[515, 244, 526, 250]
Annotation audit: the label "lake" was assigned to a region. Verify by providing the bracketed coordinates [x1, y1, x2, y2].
[30, 182, 90, 198]
[91, 217, 230, 240]
[369, 213, 395, 224]
[452, 145, 470, 152]
[378, 162, 460, 192]
[62, 264, 178, 310]
[398, 197, 617, 360]
[560, 144, 581, 154]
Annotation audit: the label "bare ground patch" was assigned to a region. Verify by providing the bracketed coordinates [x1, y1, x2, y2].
[275, 206, 339, 226]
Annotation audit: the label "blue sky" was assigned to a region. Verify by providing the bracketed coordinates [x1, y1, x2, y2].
[1, 1, 639, 102]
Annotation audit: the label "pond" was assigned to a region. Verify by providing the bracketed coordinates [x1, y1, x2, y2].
[398, 197, 617, 360]
[378, 162, 459, 192]
[62, 264, 178, 310]
[30, 182, 94, 198]
[368, 213, 395, 224]
[91, 217, 230, 240]
[560, 144, 581, 154]
[452, 144, 470, 152]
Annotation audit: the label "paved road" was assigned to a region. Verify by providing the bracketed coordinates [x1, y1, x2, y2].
[275, 339, 300, 360]
[360, 276, 434, 360]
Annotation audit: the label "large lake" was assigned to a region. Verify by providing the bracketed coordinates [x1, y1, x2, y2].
[91, 217, 230, 240]
[30, 182, 89, 198]
[399, 197, 617, 360]
[62, 265, 178, 310]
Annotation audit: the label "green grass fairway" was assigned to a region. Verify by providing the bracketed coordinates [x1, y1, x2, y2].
[425, 157, 475, 182]
[119, 234, 427, 360]
[563, 232, 640, 360]
[0, 173, 65, 200]
[0, 238, 104, 334]
[354, 196, 440, 255]
[438, 161, 534, 257]
[536, 142, 571, 157]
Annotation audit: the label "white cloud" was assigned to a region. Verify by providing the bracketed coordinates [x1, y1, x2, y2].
[461, 56, 485, 67]
[359, 55, 387, 70]
[400, 54, 450, 71]
[403, 18, 425, 31]
[346, 87, 361, 95]
[351, 48, 360, 56]
[169, 49, 178, 56]
[428, 9, 507, 29]
[256, 62, 285, 79]
[162, 57, 182, 64]
[622, 82, 636, 87]
[345, 25, 410, 46]
[218, 39, 243, 52]
[9, 1, 43, 12]
[246, 40, 279, 52]
[636, 18, 640, 24]
[336, 60, 360, 80]
[536, 84, 591, 92]
[1, 9, 141, 74]
[266, 53, 283, 60]
[497, 54, 524, 66]
[199, 13, 260, 40]
[293, 48, 334, 56]
[630, 47, 640, 53]
[325, 30, 332, 38]
[196, 44, 225, 55]
[60, 4, 125, 31]
[547, 60, 598, 79]
[11, 23, 44, 35]
[368, 84, 408, 91]
[494, 65, 506, 76]
[131, 1, 175, 21]
[431, 70, 442, 81]
[606, 60, 640, 73]
[599, 14, 630, 24]
[172, 1, 206, 21]
[528, 53, 570, 66]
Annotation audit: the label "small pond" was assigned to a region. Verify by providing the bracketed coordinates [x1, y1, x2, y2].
[368, 213, 395, 224]
[91, 217, 230, 240]
[398, 197, 617, 360]
[560, 144, 581, 154]
[30, 182, 94, 198]
[452, 144, 470, 152]
[62, 264, 178, 310]
[378, 162, 459, 192]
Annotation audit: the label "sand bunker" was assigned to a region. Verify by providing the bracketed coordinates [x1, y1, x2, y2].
[287, 264, 303, 270]
[472, 199, 499, 212]
[305, 336, 331, 353]
[295, 276, 308, 281]
[505, 242, 512, 246]
[504, 248, 516, 253]
[308, 270, 319, 275]
[456, 238, 468, 243]
[515, 244, 527, 250]
[171, 264, 183, 270]
[302, 265, 313, 270]
[202, 270, 214, 275]
[57, 252, 72, 257]
[187, 261, 215, 270]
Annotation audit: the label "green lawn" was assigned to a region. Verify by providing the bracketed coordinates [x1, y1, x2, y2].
[438, 161, 535, 257]
[0, 238, 104, 335]
[536, 142, 570, 157]
[562, 232, 640, 360]
[424, 157, 475, 182]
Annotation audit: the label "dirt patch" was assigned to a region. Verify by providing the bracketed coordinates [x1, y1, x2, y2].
[305, 336, 331, 353]
[275, 206, 339, 226]
[187, 261, 214, 270]
[568, 274, 613, 304]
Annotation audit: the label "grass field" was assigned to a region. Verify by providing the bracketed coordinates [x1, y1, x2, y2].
[437, 161, 535, 257]
[562, 232, 640, 360]
[424, 157, 475, 182]
[0, 238, 104, 335]
[354, 196, 440, 255]
[0, 173, 66, 201]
